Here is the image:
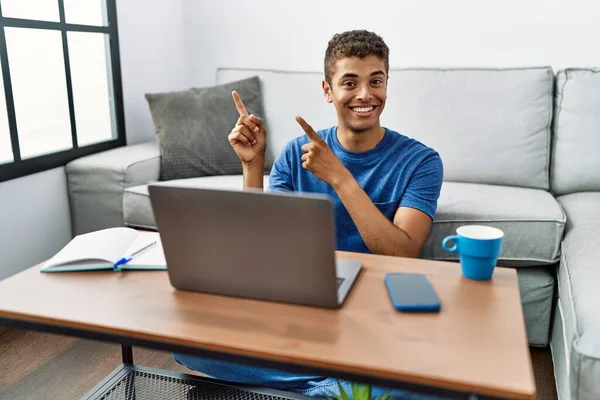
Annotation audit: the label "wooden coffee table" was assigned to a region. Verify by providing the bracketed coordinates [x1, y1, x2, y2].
[0, 251, 535, 399]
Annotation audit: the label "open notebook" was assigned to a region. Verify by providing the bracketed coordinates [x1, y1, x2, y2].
[41, 227, 166, 273]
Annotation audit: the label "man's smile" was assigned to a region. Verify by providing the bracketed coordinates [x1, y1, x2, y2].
[348, 105, 379, 117]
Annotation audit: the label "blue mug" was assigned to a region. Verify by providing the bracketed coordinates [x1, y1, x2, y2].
[442, 225, 504, 280]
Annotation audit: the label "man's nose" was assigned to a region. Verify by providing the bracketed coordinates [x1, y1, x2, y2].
[356, 85, 373, 101]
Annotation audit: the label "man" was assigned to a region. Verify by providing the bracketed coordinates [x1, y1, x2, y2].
[229, 30, 442, 258]
[175, 30, 444, 398]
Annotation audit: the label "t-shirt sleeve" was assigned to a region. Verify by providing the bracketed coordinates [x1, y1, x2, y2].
[266, 142, 294, 193]
[399, 152, 444, 219]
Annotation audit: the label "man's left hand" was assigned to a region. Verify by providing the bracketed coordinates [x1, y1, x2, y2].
[296, 116, 351, 187]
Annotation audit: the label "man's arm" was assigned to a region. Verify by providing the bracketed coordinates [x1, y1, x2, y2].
[295, 116, 442, 258]
[242, 156, 265, 190]
[332, 176, 433, 258]
[332, 153, 443, 257]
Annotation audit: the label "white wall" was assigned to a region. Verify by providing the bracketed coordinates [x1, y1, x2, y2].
[117, 0, 187, 144]
[183, 0, 600, 86]
[0, 168, 72, 280]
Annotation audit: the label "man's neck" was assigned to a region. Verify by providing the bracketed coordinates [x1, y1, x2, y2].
[336, 123, 385, 153]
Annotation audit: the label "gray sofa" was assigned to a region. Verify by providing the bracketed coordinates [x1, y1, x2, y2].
[65, 67, 600, 399]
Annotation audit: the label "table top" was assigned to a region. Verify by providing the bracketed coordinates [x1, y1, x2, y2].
[0, 251, 535, 399]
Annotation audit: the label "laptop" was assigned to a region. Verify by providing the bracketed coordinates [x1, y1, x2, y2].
[148, 184, 362, 308]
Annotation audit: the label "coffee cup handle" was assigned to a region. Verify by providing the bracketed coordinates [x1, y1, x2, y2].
[442, 235, 460, 252]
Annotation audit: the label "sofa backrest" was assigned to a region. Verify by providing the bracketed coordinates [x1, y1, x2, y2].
[217, 67, 553, 189]
[551, 69, 600, 195]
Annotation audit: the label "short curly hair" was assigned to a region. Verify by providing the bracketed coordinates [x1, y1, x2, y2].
[324, 30, 390, 83]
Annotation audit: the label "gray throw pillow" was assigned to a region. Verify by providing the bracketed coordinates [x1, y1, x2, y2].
[145, 76, 271, 181]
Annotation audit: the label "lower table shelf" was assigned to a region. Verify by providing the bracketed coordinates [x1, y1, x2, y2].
[82, 364, 312, 400]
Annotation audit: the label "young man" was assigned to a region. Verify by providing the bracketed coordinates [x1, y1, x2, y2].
[175, 30, 444, 398]
[229, 30, 442, 258]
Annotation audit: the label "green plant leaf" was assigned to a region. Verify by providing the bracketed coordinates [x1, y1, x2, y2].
[326, 382, 386, 400]
[337, 381, 351, 400]
[350, 382, 360, 399]
[351, 382, 363, 399]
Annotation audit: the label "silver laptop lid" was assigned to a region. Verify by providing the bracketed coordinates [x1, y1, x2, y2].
[148, 184, 342, 308]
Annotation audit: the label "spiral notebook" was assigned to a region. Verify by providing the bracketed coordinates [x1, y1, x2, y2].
[40, 227, 166, 273]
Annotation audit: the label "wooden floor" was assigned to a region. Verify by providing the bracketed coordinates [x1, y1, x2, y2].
[0, 327, 558, 400]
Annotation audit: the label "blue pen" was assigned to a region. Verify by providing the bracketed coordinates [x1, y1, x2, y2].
[113, 241, 158, 271]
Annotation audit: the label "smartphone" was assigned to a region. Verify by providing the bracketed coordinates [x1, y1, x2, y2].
[384, 273, 441, 312]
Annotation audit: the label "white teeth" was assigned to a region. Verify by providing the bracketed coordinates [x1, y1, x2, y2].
[352, 106, 374, 113]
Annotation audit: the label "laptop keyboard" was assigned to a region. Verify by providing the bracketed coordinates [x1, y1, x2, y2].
[337, 277, 345, 288]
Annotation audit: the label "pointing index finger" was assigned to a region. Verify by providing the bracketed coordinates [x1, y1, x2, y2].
[232, 90, 248, 116]
[295, 116, 321, 143]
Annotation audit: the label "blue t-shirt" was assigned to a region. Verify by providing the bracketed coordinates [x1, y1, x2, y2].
[174, 126, 444, 388]
[267, 126, 444, 253]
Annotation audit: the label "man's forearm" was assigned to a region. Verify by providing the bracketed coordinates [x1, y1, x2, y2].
[242, 156, 265, 190]
[332, 176, 417, 257]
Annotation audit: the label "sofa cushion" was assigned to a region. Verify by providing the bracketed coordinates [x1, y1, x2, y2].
[145, 76, 271, 181]
[384, 68, 553, 190]
[123, 175, 270, 230]
[421, 182, 566, 266]
[552, 69, 600, 195]
[555, 192, 600, 400]
[217, 67, 553, 190]
[128, 178, 565, 267]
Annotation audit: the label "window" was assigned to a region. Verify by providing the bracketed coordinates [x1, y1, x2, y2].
[0, 0, 125, 182]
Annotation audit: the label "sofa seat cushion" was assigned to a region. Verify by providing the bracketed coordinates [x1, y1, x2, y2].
[555, 192, 600, 399]
[422, 182, 566, 266]
[123, 175, 270, 229]
[127, 179, 566, 267]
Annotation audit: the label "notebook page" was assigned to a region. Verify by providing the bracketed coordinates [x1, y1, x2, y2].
[43, 227, 138, 269]
[124, 231, 166, 267]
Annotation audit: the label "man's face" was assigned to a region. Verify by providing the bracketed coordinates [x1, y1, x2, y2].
[323, 55, 387, 133]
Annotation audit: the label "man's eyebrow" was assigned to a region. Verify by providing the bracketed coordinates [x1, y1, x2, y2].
[338, 71, 386, 80]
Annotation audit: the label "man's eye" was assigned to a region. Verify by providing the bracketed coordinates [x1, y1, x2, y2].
[342, 81, 355, 88]
[372, 79, 383, 85]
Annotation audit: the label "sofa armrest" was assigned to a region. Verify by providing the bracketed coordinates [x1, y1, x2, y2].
[66, 139, 161, 235]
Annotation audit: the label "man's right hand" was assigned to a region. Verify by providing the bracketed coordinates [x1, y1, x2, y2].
[228, 91, 267, 164]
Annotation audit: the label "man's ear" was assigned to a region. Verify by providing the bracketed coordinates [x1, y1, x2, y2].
[322, 80, 333, 103]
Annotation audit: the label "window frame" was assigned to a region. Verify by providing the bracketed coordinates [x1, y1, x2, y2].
[0, 0, 125, 183]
